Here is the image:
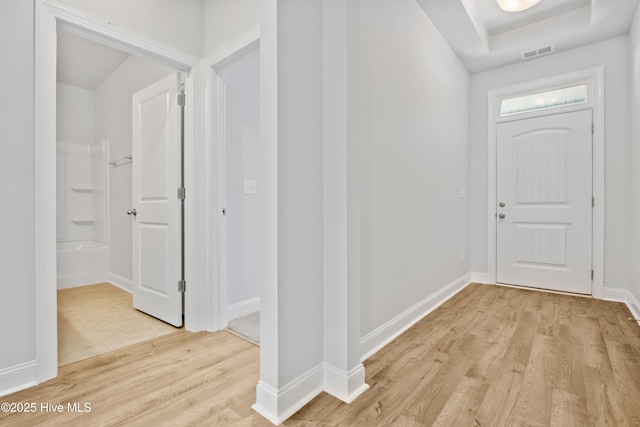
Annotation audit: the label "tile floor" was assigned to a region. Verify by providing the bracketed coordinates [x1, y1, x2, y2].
[57, 282, 179, 366]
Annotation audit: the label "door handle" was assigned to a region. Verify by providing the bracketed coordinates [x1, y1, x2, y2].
[127, 209, 137, 216]
[499, 202, 506, 207]
[498, 213, 505, 219]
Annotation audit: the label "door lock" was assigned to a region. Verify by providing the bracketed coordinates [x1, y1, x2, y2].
[499, 202, 506, 207]
[498, 213, 506, 219]
[127, 209, 137, 216]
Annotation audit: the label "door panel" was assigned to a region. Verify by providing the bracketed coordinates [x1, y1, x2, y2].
[132, 73, 182, 327]
[496, 109, 592, 294]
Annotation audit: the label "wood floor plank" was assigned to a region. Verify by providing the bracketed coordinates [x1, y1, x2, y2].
[550, 389, 588, 427]
[2, 284, 640, 426]
[505, 334, 556, 426]
[431, 376, 487, 426]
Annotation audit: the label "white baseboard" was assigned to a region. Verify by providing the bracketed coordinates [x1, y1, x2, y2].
[323, 362, 369, 404]
[227, 297, 261, 321]
[0, 361, 37, 398]
[360, 272, 471, 361]
[470, 271, 491, 284]
[108, 272, 133, 293]
[603, 286, 640, 326]
[252, 363, 323, 425]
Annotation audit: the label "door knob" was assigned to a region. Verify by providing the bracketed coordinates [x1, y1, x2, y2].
[498, 213, 506, 219]
[127, 209, 137, 216]
[499, 202, 506, 207]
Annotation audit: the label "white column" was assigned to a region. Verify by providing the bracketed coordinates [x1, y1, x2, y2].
[322, 0, 369, 403]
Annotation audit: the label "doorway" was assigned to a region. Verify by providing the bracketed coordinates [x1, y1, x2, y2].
[217, 46, 262, 343]
[496, 109, 593, 294]
[486, 67, 605, 298]
[55, 30, 183, 365]
[35, 1, 204, 383]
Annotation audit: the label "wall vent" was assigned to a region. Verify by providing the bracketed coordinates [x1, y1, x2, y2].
[521, 44, 554, 60]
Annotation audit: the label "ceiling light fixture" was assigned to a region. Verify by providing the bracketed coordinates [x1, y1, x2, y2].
[496, 0, 542, 12]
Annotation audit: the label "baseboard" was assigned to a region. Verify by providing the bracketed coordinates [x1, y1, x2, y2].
[252, 363, 323, 425]
[108, 272, 133, 293]
[227, 297, 261, 321]
[470, 271, 491, 284]
[323, 362, 369, 404]
[360, 272, 471, 361]
[603, 286, 640, 326]
[0, 361, 37, 398]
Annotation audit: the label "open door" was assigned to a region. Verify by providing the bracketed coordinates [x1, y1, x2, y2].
[131, 73, 183, 327]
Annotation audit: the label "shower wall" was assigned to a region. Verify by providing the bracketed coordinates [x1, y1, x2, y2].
[56, 141, 108, 242]
[56, 83, 108, 289]
[56, 83, 107, 244]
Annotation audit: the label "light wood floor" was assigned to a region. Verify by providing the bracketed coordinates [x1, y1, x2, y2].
[58, 283, 178, 365]
[2, 283, 639, 426]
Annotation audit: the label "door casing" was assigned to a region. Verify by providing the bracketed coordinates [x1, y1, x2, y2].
[205, 28, 261, 330]
[34, 0, 204, 384]
[486, 67, 604, 298]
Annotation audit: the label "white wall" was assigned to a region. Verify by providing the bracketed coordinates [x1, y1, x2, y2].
[275, 0, 325, 388]
[57, 0, 204, 57]
[94, 56, 175, 287]
[469, 37, 631, 290]
[56, 84, 96, 242]
[0, 0, 36, 383]
[219, 47, 262, 311]
[630, 8, 640, 303]
[358, 0, 470, 337]
[56, 83, 94, 145]
[204, 0, 259, 58]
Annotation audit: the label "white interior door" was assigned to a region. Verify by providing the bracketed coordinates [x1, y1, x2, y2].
[496, 109, 592, 294]
[132, 73, 183, 326]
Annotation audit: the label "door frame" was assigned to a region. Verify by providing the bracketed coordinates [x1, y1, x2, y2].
[34, 0, 205, 384]
[487, 66, 604, 298]
[204, 27, 260, 330]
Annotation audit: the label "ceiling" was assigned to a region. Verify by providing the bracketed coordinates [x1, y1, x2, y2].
[57, 31, 130, 90]
[416, 0, 640, 73]
[57, 1, 640, 83]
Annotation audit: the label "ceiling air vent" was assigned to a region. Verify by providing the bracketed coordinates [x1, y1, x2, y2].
[521, 44, 554, 60]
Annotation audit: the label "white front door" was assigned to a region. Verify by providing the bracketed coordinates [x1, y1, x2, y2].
[496, 109, 592, 294]
[132, 73, 183, 326]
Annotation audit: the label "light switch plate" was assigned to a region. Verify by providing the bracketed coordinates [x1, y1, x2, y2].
[244, 179, 257, 194]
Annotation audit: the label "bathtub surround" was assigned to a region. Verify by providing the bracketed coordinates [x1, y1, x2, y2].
[56, 140, 108, 289]
[56, 141, 108, 244]
[56, 241, 108, 289]
[56, 81, 109, 290]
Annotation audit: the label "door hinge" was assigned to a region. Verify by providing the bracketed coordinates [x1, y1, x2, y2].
[177, 93, 185, 107]
[592, 123, 594, 135]
[177, 187, 186, 200]
[591, 269, 594, 280]
[178, 280, 186, 293]
[592, 196, 595, 208]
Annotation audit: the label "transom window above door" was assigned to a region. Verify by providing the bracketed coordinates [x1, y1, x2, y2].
[500, 83, 587, 117]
